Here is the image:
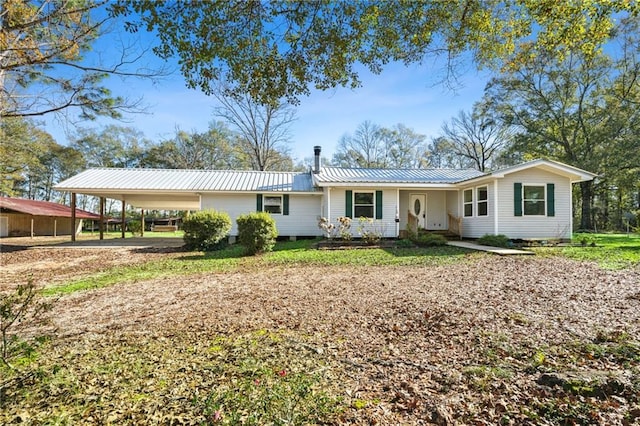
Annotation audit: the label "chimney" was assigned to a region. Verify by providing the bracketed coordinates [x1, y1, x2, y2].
[313, 146, 321, 174]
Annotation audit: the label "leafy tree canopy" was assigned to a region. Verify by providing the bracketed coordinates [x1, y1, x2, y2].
[111, 1, 638, 104]
[1, 0, 162, 120]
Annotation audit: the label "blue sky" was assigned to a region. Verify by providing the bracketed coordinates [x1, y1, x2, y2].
[42, 14, 491, 164]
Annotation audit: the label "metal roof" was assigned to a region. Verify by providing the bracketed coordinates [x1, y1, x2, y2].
[0, 197, 100, 219]
[490, 159, 598, 182]
[54, 168, 320, 193]
[314, 167, 486, 185]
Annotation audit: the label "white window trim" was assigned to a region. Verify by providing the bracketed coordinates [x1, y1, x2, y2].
[463, 188, 473, 217]
[522, 183, 547, 216]
[476, 185, 488, 217]
[353, 191, 375, 219]
[263, 195, 283, 215]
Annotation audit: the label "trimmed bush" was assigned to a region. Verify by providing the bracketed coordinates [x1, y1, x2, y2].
[477, 234, 511, 248]
[411, 232, 448, 247]
[237, 212, 278, 255]
[182, 209, 232, 251]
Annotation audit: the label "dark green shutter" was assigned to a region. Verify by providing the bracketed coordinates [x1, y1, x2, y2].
[547, 183, 555, 217]
[345, 190, 353, 218]
[375, 190, 383, 219]
[514, 183, 522, 216]
[283, 194, 289, 215]
[256, 194, 263, 211]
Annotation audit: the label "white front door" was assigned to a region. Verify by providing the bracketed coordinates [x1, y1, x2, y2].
[410, 194, 427, 229]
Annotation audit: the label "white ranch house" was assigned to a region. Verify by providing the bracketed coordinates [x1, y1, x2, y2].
[54, 147, 596, 241]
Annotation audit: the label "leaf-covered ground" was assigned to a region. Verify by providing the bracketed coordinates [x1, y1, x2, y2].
[1, 244, 639, 425]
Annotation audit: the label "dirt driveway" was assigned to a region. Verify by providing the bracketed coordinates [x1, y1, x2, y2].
[0, 236, 185, 290]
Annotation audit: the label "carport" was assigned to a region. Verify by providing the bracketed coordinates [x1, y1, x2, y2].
[0, 196, 100, 238]
[53, 169, 202, 241]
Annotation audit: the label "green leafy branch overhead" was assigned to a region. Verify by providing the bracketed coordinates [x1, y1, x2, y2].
[111, 0, 639, 104]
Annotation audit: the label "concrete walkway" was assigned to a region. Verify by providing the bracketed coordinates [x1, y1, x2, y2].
[447, 240, 534, 255]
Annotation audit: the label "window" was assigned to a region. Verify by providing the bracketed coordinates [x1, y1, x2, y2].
[263, 195, 282, 214]
[354, 192, 374, 218]
[463, 189, 473, 217]
[523, 185, 545, 215]
[477, 186, 488, 216]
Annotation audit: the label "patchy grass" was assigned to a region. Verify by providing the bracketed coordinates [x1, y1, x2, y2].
[2, 252, 638, 425]
[0, 330, 345, 424]
[535, 233, 640, 269]
[199, 331, 343, 424]
[44, 239, 474, 296]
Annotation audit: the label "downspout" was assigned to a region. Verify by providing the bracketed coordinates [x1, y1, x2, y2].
[494, 180, 499, 235]
[326, 187, 331, 223]
[395, 189, 400, 238]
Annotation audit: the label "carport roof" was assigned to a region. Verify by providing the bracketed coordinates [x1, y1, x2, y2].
[54, 168, 320, 193]
[0, 197, 100, 219]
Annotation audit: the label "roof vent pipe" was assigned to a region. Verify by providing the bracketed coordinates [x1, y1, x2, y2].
[313, 146, 321, 174]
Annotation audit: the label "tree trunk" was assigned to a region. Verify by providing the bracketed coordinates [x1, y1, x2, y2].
[580, 180, 594, 230]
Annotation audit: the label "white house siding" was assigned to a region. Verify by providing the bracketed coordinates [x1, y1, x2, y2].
[200, 193, 323, 237]
[446, 190, 459, 217]
[425, 191, 447, 230]
[496, 169, 572, 239]
[328, 188, 399, 238]
[459, 182, 495, 238]
[398, 190, 410, 232]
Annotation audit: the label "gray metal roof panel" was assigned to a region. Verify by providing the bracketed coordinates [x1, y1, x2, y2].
[54, 169, 319, 193]
[315, 167, 486, 184]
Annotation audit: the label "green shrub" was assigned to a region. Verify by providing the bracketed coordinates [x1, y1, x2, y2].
[395, 238, 415, 248]
[1, 280, 52, 371]
[182, 210, 232, 251]
[237, 212, 278, 255]
[573, 233, 597, 247]
[477, 234, 511, 248]
[128, 219, 142, 236]
[411, 232, 448, 247]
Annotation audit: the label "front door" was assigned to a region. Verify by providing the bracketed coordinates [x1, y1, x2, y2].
[410, 194, 426, 229]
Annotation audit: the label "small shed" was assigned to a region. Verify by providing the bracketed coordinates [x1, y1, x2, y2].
[0, 197, 100, 237]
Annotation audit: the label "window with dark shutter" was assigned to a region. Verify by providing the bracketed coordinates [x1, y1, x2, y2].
[546, 184, 555, 217]
[375, 190, 383, 219]
[514, 183, 522, 216]
[523, 185, 545, 215]
[345, 190, 353, 218]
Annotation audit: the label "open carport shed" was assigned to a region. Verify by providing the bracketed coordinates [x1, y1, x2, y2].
[53, 169, 205, 241]
[0, 196, 100, 238]
[53, 168, 320, 241]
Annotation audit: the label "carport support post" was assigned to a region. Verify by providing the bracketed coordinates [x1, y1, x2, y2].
[121, 200, 126, 239]
[99, 197, 105, 240]
[71, 192, 76, 242]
